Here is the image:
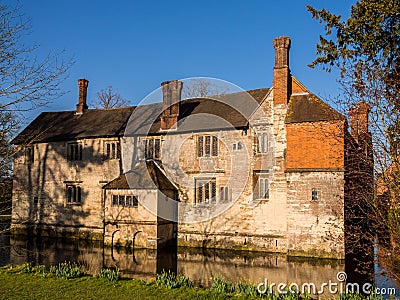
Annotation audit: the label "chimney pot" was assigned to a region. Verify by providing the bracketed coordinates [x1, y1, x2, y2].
[76, 78, 89, 114]
[273, 36, 291, 68]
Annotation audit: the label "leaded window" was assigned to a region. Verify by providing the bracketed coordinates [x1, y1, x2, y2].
[197, 135, 218, 157]
[195, 178, 217, 204]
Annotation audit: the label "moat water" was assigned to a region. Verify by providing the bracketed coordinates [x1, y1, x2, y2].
[0, 233, 398, 297]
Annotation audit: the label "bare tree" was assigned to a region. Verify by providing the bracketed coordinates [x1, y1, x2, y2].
[182, 79, 227, 99]
[0, 2, 72, 224]
[92, 86, 130, 109]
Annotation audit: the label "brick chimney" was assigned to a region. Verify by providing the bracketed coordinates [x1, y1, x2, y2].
[273, 36, 291, 105]
[76, 78, 89, 114]
[161, 80, 183, 130]
[349, 101, 370, 140]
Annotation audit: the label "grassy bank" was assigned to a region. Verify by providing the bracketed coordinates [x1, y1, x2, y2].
[0, 264, 386, 300]
[0, 266, 233, 300]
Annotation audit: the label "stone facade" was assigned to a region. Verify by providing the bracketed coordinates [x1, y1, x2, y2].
[11, 36, 372, 259]
[12, 137, 122, 238]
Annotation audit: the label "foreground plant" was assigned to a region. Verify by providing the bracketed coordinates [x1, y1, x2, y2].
[49, 261, 85, 279]
[155, 270, 193, 289]
[97, 268, 120, 282]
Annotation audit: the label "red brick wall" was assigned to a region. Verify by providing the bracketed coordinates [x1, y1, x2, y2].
[286, 120, 345, 170]
[291, 77, 308, 95]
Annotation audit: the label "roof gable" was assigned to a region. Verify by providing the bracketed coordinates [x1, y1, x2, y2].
[285, 93, 345, 124]
[103, 160, 176, 190]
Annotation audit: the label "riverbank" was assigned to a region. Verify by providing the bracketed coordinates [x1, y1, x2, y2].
[0, 265, 235, 300]
[0, 264, 386, 300]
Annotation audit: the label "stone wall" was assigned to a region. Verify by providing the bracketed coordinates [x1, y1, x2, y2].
[174, 91, 290, 253]
[104, 189, 177, 249]
[12, 137, 122, 237]
[286, 170, 345, 258]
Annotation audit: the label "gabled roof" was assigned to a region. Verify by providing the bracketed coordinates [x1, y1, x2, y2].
[103, 160, 176, 190]
[285, 93, 346, 124]
[12, 107, 135, 145]
[12, 88, 270, 144]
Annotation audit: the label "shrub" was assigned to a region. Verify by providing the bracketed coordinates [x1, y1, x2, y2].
[156, 270, 193, 289]
[49, 261, 85, 279]
[97, 268, 120, 282]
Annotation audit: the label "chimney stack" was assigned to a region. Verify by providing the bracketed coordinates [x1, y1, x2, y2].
[76, 78, 89, 114]
[349, 101, 370, 141]
[161, 80, 183, 130]
[273, 36, 291, 105]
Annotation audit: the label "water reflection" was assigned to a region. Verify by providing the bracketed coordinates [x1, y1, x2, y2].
[2, 235, 343, 286]
[0, 234, 398, 294]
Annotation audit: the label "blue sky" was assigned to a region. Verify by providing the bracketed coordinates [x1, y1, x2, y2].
[19, 0, 356, 119]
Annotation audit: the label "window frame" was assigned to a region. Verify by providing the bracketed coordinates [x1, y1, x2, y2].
[104, 140, 121, 160]
[111, 194, 139, 208]
[67, 143, 83, 161]
[220, 186, 230, 203]
[195, 178, 217, 204]
[25, 146, 34, 164]
[66, 185, 82, 205]
[311, 189, 319, 201]
[197, 135, 218, 157]
[253, 172, 270, 201]
[257, 132, 269, 154]
[145, 137, 162, 160]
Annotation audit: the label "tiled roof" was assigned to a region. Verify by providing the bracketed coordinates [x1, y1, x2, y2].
[285, 94, 345, 124]
[103, 160, 176, 190]
[12, 106, 135, 144]
[12, 88, 270, 144]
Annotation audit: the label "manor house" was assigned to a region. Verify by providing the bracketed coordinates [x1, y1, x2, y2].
[11, 37, 372, 259]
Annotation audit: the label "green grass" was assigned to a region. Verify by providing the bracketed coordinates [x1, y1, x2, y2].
[0, 265, 389, 300]
[0, 266, 248, 300]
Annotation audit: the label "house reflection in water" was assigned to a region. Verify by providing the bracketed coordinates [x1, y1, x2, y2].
[6, 235, 347, 290]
